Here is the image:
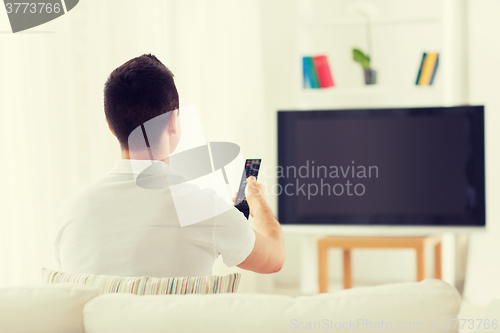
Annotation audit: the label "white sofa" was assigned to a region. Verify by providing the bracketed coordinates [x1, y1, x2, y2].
[0, 279, 495, 333]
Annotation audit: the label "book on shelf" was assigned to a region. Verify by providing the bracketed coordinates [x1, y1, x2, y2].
[303, 55, 334, 89]
[303, 56, 320, 88]
[416, 52, 439, 86]
[313, 55, 335, 88]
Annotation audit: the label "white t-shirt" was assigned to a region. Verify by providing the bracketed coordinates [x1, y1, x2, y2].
[54, 159, 256, 278]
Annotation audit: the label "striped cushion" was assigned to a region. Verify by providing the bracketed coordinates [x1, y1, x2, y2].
[42, 268, 241, 295]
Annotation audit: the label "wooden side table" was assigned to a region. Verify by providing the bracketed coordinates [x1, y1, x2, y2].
[317, 236, 442, 293]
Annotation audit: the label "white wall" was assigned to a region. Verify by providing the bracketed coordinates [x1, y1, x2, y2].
[463, 0, 500, 306]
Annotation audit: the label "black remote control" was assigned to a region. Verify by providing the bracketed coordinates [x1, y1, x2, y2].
[235, 159, 261, 219]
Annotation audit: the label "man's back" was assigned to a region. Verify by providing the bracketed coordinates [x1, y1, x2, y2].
[55, 54, 283, 277]
[55, 159, 255, 277]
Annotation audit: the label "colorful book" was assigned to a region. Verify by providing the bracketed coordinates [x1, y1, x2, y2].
[302, 57, 312, 88]
[416, 52, 439, 85]
[303, 56, 320, 89]
[429, 54, 439, 85]
[313, 55, 335, 88]
[415, 53, 426, 85]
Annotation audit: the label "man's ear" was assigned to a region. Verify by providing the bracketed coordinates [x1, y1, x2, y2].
[168, 109, 178, 134]
[106, 118, 116, 136]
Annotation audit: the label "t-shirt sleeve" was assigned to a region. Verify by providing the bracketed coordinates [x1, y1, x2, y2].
[213, 206, 256, 267]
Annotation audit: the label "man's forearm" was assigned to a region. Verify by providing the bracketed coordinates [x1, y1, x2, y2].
[238, 176, 285, 273]
[252, 200, 283, 242]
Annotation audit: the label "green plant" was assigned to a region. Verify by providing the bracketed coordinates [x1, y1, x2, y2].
[352, 48, 371, 69]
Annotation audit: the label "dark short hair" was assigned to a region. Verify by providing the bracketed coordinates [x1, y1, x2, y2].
[104, 54, 179, 150]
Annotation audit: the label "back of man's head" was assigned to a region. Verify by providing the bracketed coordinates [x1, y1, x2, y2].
[104, 54, 179, 151]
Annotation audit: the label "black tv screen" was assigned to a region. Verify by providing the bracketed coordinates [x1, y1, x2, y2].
[277, 106, 485, 227]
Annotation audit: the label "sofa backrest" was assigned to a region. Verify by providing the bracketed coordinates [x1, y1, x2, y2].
[473, 300, 500, 333]
[0, 283, 99, 333]
[82, 279, 461, 333]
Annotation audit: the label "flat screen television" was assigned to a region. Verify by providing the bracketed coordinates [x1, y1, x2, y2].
[277, 106, 485, 227]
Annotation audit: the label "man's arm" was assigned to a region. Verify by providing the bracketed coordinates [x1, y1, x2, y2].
[237, 177, 285, 274]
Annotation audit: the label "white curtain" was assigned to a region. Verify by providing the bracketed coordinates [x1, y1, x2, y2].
[0, 0, 267, 288]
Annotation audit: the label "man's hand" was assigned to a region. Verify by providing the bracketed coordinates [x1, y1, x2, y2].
[245, 176, 266, 217]
[236, 176, 285, 274]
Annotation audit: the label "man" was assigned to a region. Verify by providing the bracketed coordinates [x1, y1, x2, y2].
[54, 54, 284, 277]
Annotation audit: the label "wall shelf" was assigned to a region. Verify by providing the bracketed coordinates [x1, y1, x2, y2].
[293, 0, 466, 110]
[300, 19, 441, 29]
[302, 86, 387, 95]
[298, 85, 444, 110]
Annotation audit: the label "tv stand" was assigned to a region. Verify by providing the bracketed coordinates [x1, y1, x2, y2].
[282, 226, 469, 295]
[317, 236, 442, 292]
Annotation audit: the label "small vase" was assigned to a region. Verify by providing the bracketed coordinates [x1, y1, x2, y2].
[364, 69, 377, 85]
